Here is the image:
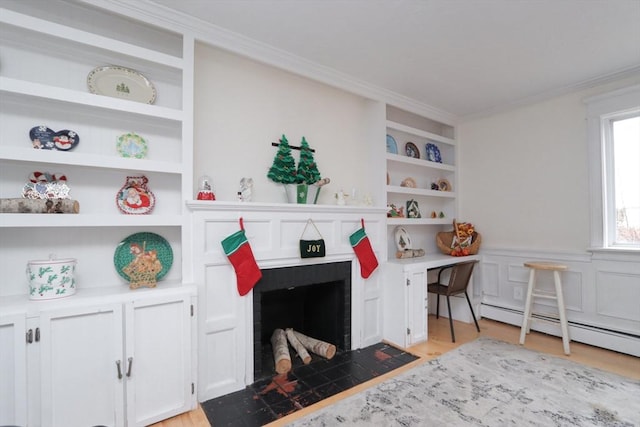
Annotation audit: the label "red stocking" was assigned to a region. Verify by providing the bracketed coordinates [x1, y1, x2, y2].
[350, 219, 379, 279]
[221, 218, 262, 296]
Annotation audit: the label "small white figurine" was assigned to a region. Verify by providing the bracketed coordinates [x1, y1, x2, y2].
[335, 189, 348, 206]
[238, 177, 253, 202]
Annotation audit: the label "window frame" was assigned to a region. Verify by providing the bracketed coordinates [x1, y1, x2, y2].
[585, 84, 640, 252]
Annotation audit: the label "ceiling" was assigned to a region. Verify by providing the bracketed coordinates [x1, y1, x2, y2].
[148, 0, 640, 118]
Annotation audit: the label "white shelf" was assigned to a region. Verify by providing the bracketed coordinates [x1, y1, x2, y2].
[0, 9, 184, 69]
[0, 281, 195, 316]
[386, 120, 455, 146]
[0, 77, 183, 121]
[0, 214, 184, 228]
[385, 153, 455, 171]
[0, 147, 182, 174]
[387, 217, 452, 226]
[386, 185, 455, 198]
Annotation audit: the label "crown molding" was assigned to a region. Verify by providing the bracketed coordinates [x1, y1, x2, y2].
[80, 0, 457, 126]
[461, 66, 640, 122]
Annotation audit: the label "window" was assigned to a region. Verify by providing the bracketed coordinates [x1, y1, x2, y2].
[586, 85, 640, 251]
[608, 115, 640, 246]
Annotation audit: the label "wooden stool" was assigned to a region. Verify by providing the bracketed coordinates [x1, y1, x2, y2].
[519, 261, 570, 355]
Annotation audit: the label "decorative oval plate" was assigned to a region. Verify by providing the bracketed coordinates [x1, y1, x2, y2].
[87, 66, 156, 104]
[405, 141, 420, 159]
[386, 134, 398, 154]
[29, 126, 79, 151]
[425, 142, 442, 163]
[394, 226, 413, 251]
[117, 132, 148, 159]
[114, 232, 173, 282]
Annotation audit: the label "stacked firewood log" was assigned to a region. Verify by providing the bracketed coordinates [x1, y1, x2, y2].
[270, 328, 336, 374]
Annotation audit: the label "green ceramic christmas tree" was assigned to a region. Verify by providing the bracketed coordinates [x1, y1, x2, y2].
[296, 137, 321, 184]
[267, 135, 297, 184]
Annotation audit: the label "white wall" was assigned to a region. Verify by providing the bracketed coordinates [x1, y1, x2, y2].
[458, 76, 640, 356]
[458, 76, 640, 252]
[193, 43, 382, 205]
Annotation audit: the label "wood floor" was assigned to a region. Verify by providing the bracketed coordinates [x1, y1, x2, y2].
[151, 316, 640, 427]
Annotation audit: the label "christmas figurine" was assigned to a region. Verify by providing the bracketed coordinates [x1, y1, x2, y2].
[238, 177, 253, 202]
[197, 175, 215, 200]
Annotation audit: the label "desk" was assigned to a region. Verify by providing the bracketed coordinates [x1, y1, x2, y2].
[386, 253, 481, 270]
[382, 254, 480, 348]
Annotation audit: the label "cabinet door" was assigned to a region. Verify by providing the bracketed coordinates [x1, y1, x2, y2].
[125, 294, 193, 427]
[38, 304, 124, 427]
[406, 270, 428, 345]
[0, 313, 27, 426]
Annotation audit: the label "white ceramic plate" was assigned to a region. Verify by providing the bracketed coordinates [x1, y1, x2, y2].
[87, 66, 156, 104]
[394, 226, 413, 251]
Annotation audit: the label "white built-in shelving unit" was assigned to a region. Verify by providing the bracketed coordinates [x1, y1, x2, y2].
[384, 105, 458, 259]
[0, 0, 192, 294]
[0, 1, 196, 425]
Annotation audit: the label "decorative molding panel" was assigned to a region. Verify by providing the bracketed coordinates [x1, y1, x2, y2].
[481, 261, 500, 297]
[596, 270, 640, 322]
[480, 248, 639, 356]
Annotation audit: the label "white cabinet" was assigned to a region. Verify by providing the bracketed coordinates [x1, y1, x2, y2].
[124, 294, 194, 427]
[0, 312, 28, 426]
[37, 303, 125, 427]
[383, 261, 428, 348]
[0, 288, 195, 427]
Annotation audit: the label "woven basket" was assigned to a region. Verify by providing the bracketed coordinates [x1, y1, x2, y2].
[436, 231, 482, 255]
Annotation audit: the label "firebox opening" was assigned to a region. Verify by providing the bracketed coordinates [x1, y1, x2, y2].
[253, 261, 351, 380]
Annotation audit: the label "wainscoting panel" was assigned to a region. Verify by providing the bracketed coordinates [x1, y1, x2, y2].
[478, 261, 499, 297]
[479, 248, 640, 357]
[596, 270, 640, 322]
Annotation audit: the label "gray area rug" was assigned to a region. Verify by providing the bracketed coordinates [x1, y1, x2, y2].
[288, 337, 640, 426]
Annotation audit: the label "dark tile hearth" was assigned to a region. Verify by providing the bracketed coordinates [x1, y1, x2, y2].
[201, 342, 419, 426]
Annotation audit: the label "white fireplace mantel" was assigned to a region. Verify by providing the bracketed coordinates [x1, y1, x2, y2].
[187, 201, 387, 401]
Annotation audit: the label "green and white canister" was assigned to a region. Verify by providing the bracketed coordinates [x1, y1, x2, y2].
[26, 255, 76, 300]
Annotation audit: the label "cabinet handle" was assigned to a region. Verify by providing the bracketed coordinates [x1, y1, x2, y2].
[116, 360, 123, 379]
[26, 329, 33, 344]
[126, 357, 133, 377]
[35, 327, 40, 342]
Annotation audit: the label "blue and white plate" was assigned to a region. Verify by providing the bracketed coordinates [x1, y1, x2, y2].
[425, 142, 442, 163]
[386, 134, 398, 154]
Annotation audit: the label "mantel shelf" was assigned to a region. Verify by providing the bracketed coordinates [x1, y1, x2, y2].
[186, 200, 388, 215]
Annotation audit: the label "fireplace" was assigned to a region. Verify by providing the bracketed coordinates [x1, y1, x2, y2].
[252, 261, 352, 379]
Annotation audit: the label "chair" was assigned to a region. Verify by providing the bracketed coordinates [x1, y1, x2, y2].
[427, 260, 480, 342]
